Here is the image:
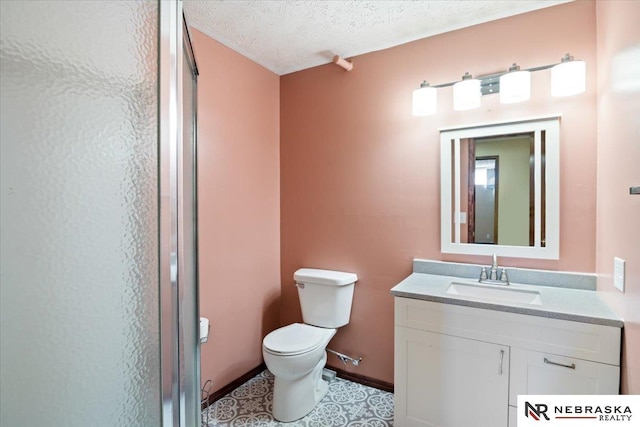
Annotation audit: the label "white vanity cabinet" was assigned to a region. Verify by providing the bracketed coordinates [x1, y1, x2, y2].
[396, 327, 509, 426]
[394, 297, 621, 427]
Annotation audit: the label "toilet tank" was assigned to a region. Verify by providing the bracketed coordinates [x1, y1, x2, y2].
[294, 268, 358, 328]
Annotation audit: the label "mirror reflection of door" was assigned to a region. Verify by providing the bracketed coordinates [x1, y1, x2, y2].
[467, 134, 537, 246]
[471, 157, 498, 243]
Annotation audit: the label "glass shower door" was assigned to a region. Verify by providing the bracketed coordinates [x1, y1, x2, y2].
[0, 1, 199, 425]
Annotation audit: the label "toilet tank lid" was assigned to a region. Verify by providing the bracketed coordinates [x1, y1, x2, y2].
[294, 268, 357, 286]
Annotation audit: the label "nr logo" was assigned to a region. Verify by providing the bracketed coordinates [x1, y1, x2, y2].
[525, 402, 551, 421]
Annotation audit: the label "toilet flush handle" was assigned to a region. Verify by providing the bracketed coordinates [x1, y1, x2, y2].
[294, 282, 305, 289]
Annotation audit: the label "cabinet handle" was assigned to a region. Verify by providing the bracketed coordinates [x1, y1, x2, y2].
[498, 350, 504, 375]
[544, 357, 576, 370]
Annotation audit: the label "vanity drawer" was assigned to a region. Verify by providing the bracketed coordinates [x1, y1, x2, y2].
[395, 298, 621, 365]
[509, 347, 620, 405]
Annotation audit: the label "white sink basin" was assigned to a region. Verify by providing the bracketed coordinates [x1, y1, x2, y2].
[445, 281, 543, 306]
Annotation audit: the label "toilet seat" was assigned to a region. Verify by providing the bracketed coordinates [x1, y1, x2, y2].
[263, 323, 334, 356]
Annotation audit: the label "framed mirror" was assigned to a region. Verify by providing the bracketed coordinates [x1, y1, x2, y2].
[440, 117, 560, 259]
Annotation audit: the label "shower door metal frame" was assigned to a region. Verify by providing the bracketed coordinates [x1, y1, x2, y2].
[159, 0, 200, 425]
[178, 10, 200, 427]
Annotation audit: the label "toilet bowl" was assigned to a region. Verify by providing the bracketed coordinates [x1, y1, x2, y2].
[262, 268, 357, 422]
[263, 323, 336, 422]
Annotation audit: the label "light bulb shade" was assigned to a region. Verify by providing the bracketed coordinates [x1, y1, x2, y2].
[500, 70, 531, 104]
[412, 85, 437, 116]
[551, 60, 586, 97]
[453, 78, 481, 111]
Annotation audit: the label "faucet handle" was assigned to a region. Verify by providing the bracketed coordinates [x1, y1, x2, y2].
[479, 267, 488, 281]
[499, 268, 509, 283]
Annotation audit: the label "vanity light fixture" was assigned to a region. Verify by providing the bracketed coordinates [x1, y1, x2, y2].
[412, 53, 586, 116]
[551, 53, 586, 97]
[412, 81, 437, 116]
[500, 63, 531, 104]
[453, 72, 481, 111]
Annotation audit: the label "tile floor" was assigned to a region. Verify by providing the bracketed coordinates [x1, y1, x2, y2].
[202, 369, 394, 426]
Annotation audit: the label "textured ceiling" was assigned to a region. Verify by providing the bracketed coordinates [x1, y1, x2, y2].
[183, 0, 572, 76]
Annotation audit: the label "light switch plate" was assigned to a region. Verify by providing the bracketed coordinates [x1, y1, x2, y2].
[455, 212, 467, 224]
[614, 257, 625, 292]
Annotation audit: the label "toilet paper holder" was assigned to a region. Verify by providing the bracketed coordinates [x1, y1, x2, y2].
[200, 317, 210, 343]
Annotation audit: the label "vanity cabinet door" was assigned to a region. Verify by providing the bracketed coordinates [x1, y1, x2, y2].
[509, 347, 620, 405]
[508, 406, 517, 427]
[395, 326, 509, 427]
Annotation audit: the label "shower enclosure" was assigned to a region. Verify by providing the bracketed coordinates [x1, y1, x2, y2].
[0, 1, 200, 426]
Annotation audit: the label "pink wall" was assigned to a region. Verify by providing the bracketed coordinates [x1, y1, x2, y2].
[191, 29, 281, 392]
[595, 0, 640, 394]
[280, 1, 598, 384]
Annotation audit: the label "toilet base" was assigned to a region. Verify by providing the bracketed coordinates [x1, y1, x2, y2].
[271, 352, 329, 422]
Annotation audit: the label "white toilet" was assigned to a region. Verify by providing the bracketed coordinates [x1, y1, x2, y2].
[262, 268, 357, 422]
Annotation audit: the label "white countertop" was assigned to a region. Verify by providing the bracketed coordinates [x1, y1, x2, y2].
[390, 272, 624, 328]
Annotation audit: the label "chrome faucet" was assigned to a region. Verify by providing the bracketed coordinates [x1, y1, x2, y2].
[479, 254, 510, 285]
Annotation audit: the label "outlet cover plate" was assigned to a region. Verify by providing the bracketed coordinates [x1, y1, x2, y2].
[614, 257, 625, 292]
